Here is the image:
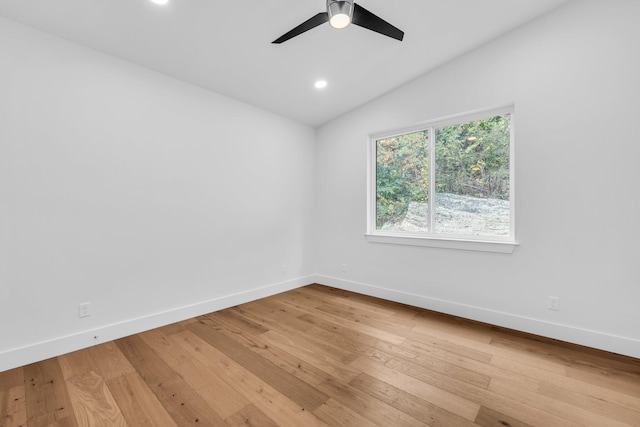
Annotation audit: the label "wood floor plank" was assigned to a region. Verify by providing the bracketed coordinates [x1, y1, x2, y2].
[388, 342, 492, 389]
[250, 297, 316, 330]
[350, 356, 481, 421]
[139, 327, 249, 420]
[381, 355, 581, 427]
[489, 333, 640, 385]
[474, 406, 533, 427]
[302, 324, 394, 365]
[168, 330, 331, 427]
[350, 373, 479, 427]
[291, 285, 344, 305]
[490, 353, 640, 413]
[298, 310, 436, 370]
[403, 331, 494, 363]
[266, 324, 354, 363]
[488, 377, 632, 427]
[565, 364, 640, 397]
[413, 313, 495, 345]
[57, 351, 128, 427]
[297, 312, 391, 351]
[315, 301, 414, 339]
[87, 342, 179, 426]
[259, 329, 361, 382]
[490, 330, 640, 375]
[272, 288, 335, 311]
[313, 398, 379, 427]
[60, 371, 128, 427]
[116, 334, 228, 426]
[410, 323, 569, 376]
[299, 313, 417, 365]
[312, 287, 417, 324]
[537, 381, 640, 426]
[316, 376, 425, 427]
[230, 299, 314, 336]
[205, 308, 269, 336]
[224, 404, 279, 427]
[87, 342, 136, 381]
[299, 304, 407, 346]
[187, 319, 329, 412]
[400, 338, 499, 386]
[327, 297, 419, 329]
[23, 358, 78, 427]
[303, 285, 420, 321]
[202, 312, 331, 387]
[0, 368, 27, 427]
[57, 351, 95, 381]
[105, 372, 179, 427]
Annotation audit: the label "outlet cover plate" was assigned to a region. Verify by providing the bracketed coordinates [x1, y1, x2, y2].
[79, 302, 91, 318]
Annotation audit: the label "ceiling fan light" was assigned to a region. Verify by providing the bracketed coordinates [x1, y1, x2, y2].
[327, 0, 354, 29]
[329, 14, 351, 29]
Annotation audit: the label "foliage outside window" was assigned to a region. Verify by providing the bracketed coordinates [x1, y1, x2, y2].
[369, 107, 514, 246]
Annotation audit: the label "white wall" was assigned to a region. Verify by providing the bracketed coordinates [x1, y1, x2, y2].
[0, 17, 317, 371]
[2, 0, 639, 372]
[315, 0, 640, 358]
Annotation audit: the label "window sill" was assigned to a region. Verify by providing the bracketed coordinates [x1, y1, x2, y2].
[365, 233, 518, 253]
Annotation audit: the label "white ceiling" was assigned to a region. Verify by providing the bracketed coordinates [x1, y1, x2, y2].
[0, 0, 571, 127]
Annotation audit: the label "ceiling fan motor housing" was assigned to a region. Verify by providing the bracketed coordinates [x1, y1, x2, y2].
[327, 0, 354, 29]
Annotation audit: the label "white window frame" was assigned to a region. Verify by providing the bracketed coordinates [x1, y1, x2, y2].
[366, 105, 518, 253]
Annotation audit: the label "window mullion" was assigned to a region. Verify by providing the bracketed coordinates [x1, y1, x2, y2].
[429, 126, 436, 235]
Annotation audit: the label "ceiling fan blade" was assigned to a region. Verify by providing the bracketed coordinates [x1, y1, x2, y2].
[352, 3, 404, 41]
[272, 12, 329, 44]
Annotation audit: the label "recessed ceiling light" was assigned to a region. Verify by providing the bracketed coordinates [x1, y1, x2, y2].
[151, 0, 169, 6]
[315, 80, 328, 89]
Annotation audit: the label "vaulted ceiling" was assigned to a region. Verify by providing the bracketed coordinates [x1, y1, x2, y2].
[0, 0, 571, 126]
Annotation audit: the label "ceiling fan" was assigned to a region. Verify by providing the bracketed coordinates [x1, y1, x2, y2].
[272, 0, 404, 44]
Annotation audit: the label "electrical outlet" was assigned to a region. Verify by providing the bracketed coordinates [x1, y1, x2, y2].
[341, 263, 348, 273]
[79, 302, 91, 318]
[547, 296, 559, 311]
[281, 264, 288, 275]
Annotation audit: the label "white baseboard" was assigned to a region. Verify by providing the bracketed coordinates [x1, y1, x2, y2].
[312, 275, 640, 359]
[0, 275, 313, 372]
[4, 274, 637, 372]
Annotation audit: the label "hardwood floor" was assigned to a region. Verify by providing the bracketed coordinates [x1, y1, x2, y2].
[2, 284, 639, 426]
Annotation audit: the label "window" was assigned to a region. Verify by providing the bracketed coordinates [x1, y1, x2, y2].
[367, 106, 516, 253]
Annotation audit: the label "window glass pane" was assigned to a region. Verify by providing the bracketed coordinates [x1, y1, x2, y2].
[376, 130, 429, 231]
[434, 114, 511, 237]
